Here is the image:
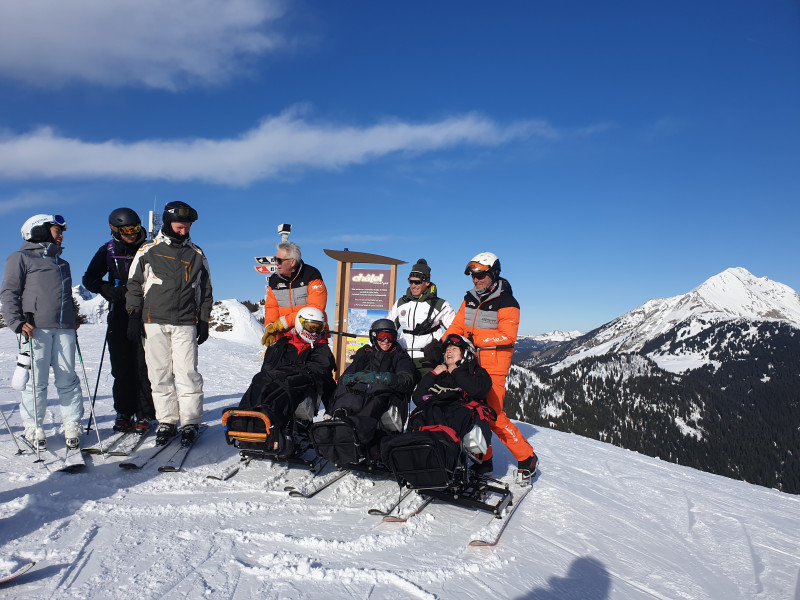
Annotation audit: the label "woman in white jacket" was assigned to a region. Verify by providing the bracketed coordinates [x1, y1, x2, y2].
[388, 259, 455, 376]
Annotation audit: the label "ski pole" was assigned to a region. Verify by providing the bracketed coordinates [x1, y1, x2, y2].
[86, 328, 108, 434]
[87, 286, 116, 434]
[326, 330, 361, 338]
[28, 334, 42, 464]
[75, 334, 105, 455]
[0, 406, 25, 456]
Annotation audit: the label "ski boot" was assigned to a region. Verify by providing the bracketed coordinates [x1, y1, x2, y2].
[64, 421, 82, 450]
[516, 452, 538, 487]
[180, 424, 199, 447]
[155, 423, 178, 446]
[24, 425, 46, 451]
[113, 413, 133, 432]
[133, 417, 153, 435]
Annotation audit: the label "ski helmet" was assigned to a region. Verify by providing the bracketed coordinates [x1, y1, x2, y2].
[162, 201, 198, 224]
[21, 214, 67, 242]
[369, 318, 398, 346]
[464, 251, 500, 281]
[161, 201, 197, 241]
[109, 207, 141, 227]
[108, 207, 144, 239]
[441, 333, 476, 364]
[295, 306, 326, 345]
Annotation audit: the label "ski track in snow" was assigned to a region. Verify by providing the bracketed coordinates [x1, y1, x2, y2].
[1, 324, 800, 599]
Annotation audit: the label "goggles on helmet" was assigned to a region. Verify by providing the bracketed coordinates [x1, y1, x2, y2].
[166, 206, 198, 221]
[298, 315, 325, 334]
[118, 224, 142, 235]
[375, 331, 396, 343]
[443, 334, 465, 347]
[465, 261, 491, 276]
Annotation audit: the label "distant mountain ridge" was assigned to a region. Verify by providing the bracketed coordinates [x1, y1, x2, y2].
[528, 267, 800, 373]
[508, 267, 800, 494]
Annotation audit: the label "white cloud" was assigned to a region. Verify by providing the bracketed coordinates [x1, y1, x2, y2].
[0, 0, 286, 89]
[0, 108, 569, 186]
[0, 190, 64, 215]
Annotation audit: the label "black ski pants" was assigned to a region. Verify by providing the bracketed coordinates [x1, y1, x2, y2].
[107, 306, 155, 420]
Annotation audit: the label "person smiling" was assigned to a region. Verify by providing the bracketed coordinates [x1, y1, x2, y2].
[388, 258, 455, 376]
[443, 252, 538, 482]
[1, 214, 84, 451]
[261, 241, 327, 348]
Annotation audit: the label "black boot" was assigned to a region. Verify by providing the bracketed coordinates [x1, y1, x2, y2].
[181, 424, 200, 447]
[113, 413, 133, 432]
[156, 423, 178, 446]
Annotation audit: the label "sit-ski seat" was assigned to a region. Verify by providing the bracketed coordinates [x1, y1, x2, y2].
[381, 427, 512, 517]
[221, 407, 319, 469]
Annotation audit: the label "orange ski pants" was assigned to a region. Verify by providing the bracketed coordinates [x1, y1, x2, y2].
[484, 372, 534, 463]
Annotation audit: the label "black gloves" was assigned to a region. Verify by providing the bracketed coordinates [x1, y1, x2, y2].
[423, 339, 444, 366]
[197, 320, 209, 345]
[126, 312, 143, 342]
[100, 282, 127, 303]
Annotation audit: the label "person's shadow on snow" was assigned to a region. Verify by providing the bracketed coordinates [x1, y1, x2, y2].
[517, 556, 611, 600]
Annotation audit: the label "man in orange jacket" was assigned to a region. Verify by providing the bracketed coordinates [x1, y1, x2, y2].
[443, 251, 537, 481]
[262, 242, 328, 347]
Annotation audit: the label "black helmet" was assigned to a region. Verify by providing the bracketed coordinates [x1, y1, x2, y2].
[108, 207, 141, 227]
[369, 318, 397, 346]
[163, 201, 198, 224]
[441, 333, 476, 364]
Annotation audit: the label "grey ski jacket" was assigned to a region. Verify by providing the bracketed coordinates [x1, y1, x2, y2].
[0, 241, 76, 333]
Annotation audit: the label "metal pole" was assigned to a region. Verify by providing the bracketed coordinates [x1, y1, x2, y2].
[75, 335, 105, 455]
[0, 406, 25, 456]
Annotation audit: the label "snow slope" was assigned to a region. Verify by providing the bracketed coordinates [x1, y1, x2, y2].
[1, 324, 799, 599]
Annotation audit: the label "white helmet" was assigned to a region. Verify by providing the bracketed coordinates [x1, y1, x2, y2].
[21, 214, 67, 242]
[464, 251, 500, 279]
[295, 307, 326, 345]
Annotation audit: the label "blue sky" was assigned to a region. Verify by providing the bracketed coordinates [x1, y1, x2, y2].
[0, 0, 798, 335]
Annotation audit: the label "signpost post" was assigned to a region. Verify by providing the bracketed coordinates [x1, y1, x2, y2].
[324, 250, 406, 375]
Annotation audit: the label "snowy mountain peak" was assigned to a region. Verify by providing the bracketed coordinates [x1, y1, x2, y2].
[530, 330, 582, 342]
[548, 267, 800, 372]
[690, 267, 800, 322]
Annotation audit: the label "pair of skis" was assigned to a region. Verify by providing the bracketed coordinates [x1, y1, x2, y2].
[119, 424, 206, 472]
[82, 423, 153, 457]
[20, 437, 85, 474]
[369, 483, 533, 546]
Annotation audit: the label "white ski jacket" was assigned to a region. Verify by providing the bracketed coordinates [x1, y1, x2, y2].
[388, 283, 456, 361]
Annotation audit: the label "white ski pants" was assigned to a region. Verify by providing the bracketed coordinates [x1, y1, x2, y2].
[143, 323, 204, 426]
[21, 328, 84, 428]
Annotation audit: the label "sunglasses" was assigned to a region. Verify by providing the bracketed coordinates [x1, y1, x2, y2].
[118, 224, 142, 235]
[166, 206, 198, 220]
[275, 257, 295, 265]
[376, 331, 396, 342]
[408, 279, 424, 286]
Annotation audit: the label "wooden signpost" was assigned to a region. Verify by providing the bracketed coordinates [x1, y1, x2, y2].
[324, 250, 406, 376]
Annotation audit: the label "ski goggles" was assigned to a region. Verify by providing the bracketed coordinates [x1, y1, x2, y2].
[375, 331, 396, 342]
[442, 333, 466, 347]
[165, 206, 198, 221]
[118, 224, 142, 235]
[49, 214, 67, 230]
[299, 316, 325, 333]
[465, 261, 491, 277]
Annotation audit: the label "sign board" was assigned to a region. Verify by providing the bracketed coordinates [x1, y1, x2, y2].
[348, 268, 392, 311]
[254, 265, 275, 275]
[255, 256, 275, 265]
[324, 250, 406, 376]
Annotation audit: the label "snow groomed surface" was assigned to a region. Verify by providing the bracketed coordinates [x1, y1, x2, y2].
[1, 324, 799, 599]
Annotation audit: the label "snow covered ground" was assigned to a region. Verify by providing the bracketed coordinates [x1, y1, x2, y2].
[1, 323, 799, 599]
